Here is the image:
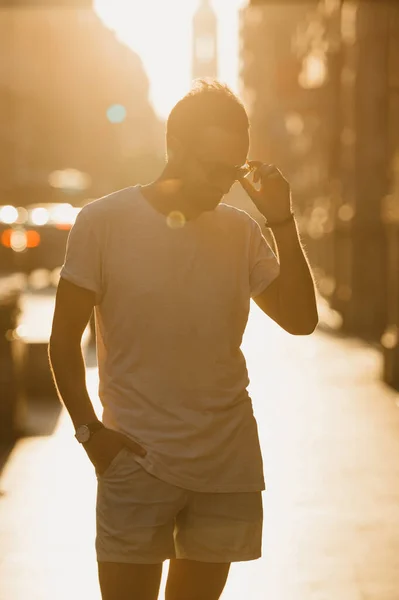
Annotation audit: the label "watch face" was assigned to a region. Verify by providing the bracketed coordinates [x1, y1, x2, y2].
[76, 425, 90, 443]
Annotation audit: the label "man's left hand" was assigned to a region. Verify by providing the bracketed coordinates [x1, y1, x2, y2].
[238, 162, 292, 223]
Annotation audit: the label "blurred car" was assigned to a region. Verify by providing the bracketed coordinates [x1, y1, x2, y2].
[0, 203, 79, 277]
[0, 202, 92, 398]
[0, 205, 22, 276]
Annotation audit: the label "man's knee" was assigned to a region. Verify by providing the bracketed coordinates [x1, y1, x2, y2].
[98, 561, 163, 600]
[165, 558, 230, 600]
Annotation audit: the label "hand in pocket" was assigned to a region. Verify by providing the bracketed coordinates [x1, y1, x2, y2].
[83, 427, 147, 476]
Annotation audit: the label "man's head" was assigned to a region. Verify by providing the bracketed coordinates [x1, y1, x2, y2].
[166, 80, 250, 212]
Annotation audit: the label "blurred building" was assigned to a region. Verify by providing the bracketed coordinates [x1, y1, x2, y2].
[192, 0, 218, 80]
[0, 6, 164, 207]
[286, 1, 398, 343]
[239, 1, 319, 167]
[239, 0, 399, 371]
[238, 0, 324, 246]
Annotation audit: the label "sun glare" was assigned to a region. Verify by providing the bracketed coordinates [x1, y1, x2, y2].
[94, 0, 246, 119]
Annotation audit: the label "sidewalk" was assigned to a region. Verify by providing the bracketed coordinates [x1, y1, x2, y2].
[1, 303, 399, 599]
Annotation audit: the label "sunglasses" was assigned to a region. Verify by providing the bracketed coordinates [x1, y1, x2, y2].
[190, 153, 254, 183]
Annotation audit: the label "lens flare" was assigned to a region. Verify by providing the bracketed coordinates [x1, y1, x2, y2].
[166, 211, 186, 229]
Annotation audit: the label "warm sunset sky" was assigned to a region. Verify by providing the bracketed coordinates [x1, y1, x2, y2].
[94, 0, 246, 119]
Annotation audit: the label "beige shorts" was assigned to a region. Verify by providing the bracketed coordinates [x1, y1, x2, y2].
[95, 446, 263, 564]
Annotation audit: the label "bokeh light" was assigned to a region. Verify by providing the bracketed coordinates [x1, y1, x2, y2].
[48, 169, 91, 192]
[30, 207, 50, 226]
[299, 52, 327, 89]
[0, 205, 19, 224]
[10, 230, 28, 253]
[106, 104, 127, 123]
[166, 211, 186, 229]
[50, 204, 79, 226]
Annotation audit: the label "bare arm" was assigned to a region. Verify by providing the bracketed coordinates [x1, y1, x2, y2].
[49, 277, 146, 473]
[48, 277, 98, 428]
[239, 163, 318, 335]
[253, 219, 319, 335]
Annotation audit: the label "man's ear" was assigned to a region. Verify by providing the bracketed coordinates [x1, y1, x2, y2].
[167, 136, 185, 165]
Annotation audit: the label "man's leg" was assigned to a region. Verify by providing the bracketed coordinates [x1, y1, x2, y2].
[98, 561, 163, 600]
[165, 558, 231, 600]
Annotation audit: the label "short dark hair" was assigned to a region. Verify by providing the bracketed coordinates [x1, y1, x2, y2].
[166, 79, 249, 149]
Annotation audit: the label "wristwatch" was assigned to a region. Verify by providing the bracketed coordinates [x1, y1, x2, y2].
[75, 421, 105, 444]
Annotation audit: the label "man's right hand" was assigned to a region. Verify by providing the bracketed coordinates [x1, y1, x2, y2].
[83, 427, 147, 476]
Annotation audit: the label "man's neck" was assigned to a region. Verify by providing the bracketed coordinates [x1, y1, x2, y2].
[140, 175, 202, 222]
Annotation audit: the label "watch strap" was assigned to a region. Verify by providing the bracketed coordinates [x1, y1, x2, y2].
[86, 420, 105, 435]
[265, 211, 295, 228]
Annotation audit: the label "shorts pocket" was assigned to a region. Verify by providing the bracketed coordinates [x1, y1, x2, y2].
[96, 446, 128, 479]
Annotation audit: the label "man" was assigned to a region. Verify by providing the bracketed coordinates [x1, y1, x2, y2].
[49, 80, 318, 600]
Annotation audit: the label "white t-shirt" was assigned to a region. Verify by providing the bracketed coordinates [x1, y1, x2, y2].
[60, 185, 280, 492]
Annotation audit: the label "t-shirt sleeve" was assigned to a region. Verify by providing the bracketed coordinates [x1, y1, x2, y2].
[60, 207, 103, 299]
[248, 217, 280, 298]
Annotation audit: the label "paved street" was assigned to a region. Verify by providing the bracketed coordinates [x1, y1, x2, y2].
[1, 302, 399, 599]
